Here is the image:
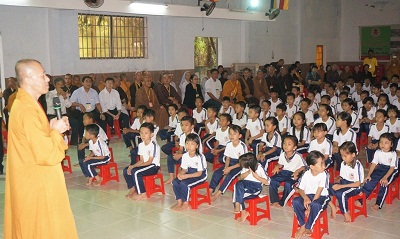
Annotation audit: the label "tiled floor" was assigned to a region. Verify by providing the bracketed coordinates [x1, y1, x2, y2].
[1, 137, 400, 239]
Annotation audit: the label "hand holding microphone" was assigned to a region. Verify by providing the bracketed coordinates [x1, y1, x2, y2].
[50, 97, 69, 133]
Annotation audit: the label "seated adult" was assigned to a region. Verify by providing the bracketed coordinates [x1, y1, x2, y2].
[239, 68, 255, 101]
[221, 72, 244, 103]
[154, 73, 181, 108]
[120, 73, 131, 102]
[183, 74, 203, 109]
[306, 65, 322, 92]
[179, 71, 191, 103]
[204, 68, 222, 109]
[253, 69, 269, 102]
[113, 77, 131, 128]
[45, 78, 72, 120]
[99, 77, 130, 132]
[70, 76, 106, 144]
[135, 75, 168, 128]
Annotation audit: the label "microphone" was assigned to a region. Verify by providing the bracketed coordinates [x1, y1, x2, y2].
[53, 97, 62, 120]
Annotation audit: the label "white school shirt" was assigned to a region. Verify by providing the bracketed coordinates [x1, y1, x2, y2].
[278, 152, 306, 172]
[340, 160, 364, 185]
[169, 115, 178, 128]
[204, 78, 222, 102]
[309, 102, 319, 114]
[382, 86, 391, 95]
[192, 108, 207, 124]
[99, 88, 122, 112]
[330, 95, 338, 108]
[294, 95, 303, 105]
[308, 138, 332, 157]
[372, 150, 398, 169]
[181, 152, 207, 172]
[386, 118, 400, 134]
[278, 115, 290, 133]
[224, 141, 248, 160]
[304, 110, 314, 127]
[219, 106, 235, 118]
[350, 111, 360, 129]
[246, 118, 264, 140]
[358, 107, 376, 121]
[333, 128, 357, 148]
[370, 93, 378, 104]
[335, 102, 344, 114]
[241, 164, 269, 183]
[357, 100, 364, 110]
[392, 98, 400, 110]
[138, 141, 161, 166]
[233, 113, 248, 127]
[130, 118, 142, 130]
[206, 118, 219, 134]
[347, 84, 356, 95]
[261, 131, 282, 149]
[270, 98, 282, 114]
[179, 131, 203, 154]
[368, 123, 390, 141]
[362, 84, 371, 93]
[215, 127, 230, 146]
[288, 126, 311, 144]
[174, 120, 182, 137]
[259, 110, 273, 121]
[351, 91, 361, 103]
[89, 138, 110, 157]
[299, 170, 329, 196]
[389, 94, 398, 105]
[286, 104, 298, 119]
[152, 125, 159, 142]
[314, 117, 336, 136]
[314, 93, 321, 104]
[83, 123, 108, 142]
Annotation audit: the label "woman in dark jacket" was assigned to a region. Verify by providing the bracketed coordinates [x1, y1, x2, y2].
[183, 74, 203, 109]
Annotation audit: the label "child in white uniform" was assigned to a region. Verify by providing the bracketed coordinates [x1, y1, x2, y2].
[308, 123, 333, 169]
[288, 112, 311, 154]
[366, 109, 390, 163]
[314, 104, 336, 142]
[256, 117, 282, 172]
[192, 97, 208, 135]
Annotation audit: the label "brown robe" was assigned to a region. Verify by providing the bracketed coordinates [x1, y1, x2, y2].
[135, 87, 168, 128]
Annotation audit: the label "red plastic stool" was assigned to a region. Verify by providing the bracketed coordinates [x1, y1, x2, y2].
[348, 193, 368, 221]
[234, 195, 271, 225]
[267, 160, 279, 177]
[61, 155, 73, 174]
[212, 156, 224, 171]
[286, 192, 300, 207]
[106, 124, 112, 141]
[189, 181, 211, 209]
[367, 183, 380, 200]
[385, 180, 400, 204]
[113, 119, 122, 138]
[291, 209, 329, 239]
[219, 177, 238, 192]
[96, 148, 119, 185]
[143, 173, 165, 198]
[175, 164, 181, 177]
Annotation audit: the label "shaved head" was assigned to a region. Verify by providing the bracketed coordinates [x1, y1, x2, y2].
[14, 59, 49, 99]
[15, 59, 41, 85]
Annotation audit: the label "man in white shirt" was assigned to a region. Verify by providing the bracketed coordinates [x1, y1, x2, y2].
[99, 78, 124, 134]
[204, 68, 222, 110]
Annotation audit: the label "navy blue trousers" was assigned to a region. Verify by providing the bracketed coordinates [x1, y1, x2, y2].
[204, 145, 225, 164]
[161, 140, 176, 155]
[328, 179, 362, 214]
[296, 144, 309, 154]
[123, 164, 159, 194]
[209, 159, 241, 194]
[172, 168, 207, 202]
[129, 147, 139, 165]
[204, 135, 217, 151]
[269, 170, 297, 206]
[358, 122, 370, 137]
[233, 180, 262, 210]
[167, 154, 182, 174]
[159, 129, 175, 142]
[250, 139, 261, 154]
[362, 164, 399, 209]
[80, 156, 110, 177]
[123, 132, 140, 148]
[365, 139, 378, 163]
[195, 123, 205, 135]
[292, 194, 330, 230]
[259, 147, 281, 171]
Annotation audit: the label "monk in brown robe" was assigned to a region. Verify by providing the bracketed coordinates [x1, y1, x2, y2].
[222, 72, 244, 103]
[135, 75, 168, 128]
[4, 59, 78, 238]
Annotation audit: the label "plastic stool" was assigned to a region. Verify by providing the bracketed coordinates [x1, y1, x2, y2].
[212, 156, 224, 171]
[291, 209, 329, 239]
[348, 193, 368, 221]
[61, 155, 72, 174]
[367, 183, 380, 200]
[234, 195, 271, 225]
[113, 119, 122, 138]
[385, 180, 400, 204]
[267, 160, 279, 177]
[219, 177, 238, 192]
[143, 173, 165, 198]
[189, 181, 211, 209]
[96, 148, 119, 185]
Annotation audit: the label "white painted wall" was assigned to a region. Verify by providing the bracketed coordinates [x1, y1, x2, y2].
[340, 0, 400, 61]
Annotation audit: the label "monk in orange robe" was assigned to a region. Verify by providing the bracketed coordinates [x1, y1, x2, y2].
[4, 59, 78, 239]
[221, 72, 244, 103]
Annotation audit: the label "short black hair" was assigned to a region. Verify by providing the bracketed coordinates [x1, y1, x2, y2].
[239, 153, 258, 172]
[85, 124, 99, 137]
[168, 104, 178, 111]
[222, 96, 231, 102]
[313, 122, 328, 132]
[207, 105, 219, 114]
[283, 135, 298, 147]
[83, 112, 95, 120]
[286, 92, 295, 99]
[140, 122, 155, 133]
[195, 96, 204, 103]
[177, 108, 189, 115]
[235, 101, 246, 109]
[82, 75, 93, 83]
[261, 100, 271, 106]
[210, 68, 218, 74]
[306, 150, 325, 166]
[249, 105, 261, 115]
[181, 116, 195, 125]
[276, 103, 287, 111]
[105, 77, 114, 83]
[143, 109, 156, 118]
[219, 113, 232, 124]
[229, 124, 242, 134]
[301, 98, 311, 106]
[137, 105, 147, 112]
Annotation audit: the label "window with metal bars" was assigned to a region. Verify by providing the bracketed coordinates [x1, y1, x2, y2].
[78, 14, 147, 59]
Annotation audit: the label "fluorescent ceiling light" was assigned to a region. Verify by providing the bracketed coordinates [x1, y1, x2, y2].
[130, 2, 169, 14]
[250, 0, 259, 8]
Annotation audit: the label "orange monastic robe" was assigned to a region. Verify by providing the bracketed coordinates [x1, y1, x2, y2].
[222, 79, 244, 102]
[4, 89, 78, 239]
